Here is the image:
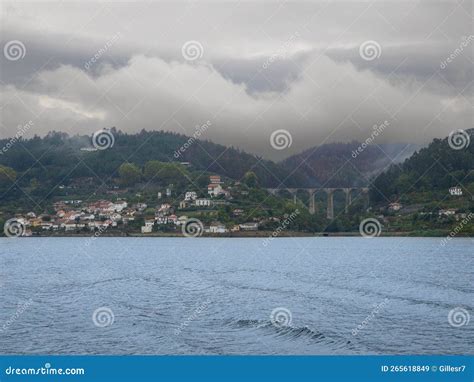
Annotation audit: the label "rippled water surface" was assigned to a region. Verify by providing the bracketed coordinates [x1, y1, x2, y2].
[0, 237, 472, 354]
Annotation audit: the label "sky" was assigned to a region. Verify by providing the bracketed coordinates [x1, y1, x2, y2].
[0, 0, 472, 160]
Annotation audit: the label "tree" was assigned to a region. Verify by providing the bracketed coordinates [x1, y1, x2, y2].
[144, 160, 164, 181]
[243, 171, 258, 188]
[144, 160, 188, 184]
[118, 163, 141, 186]
[0, 165, 16, 185]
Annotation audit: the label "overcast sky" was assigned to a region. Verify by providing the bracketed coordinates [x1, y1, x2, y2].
[0, 0, 472, 159]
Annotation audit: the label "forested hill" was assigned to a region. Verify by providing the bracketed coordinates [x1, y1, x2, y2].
[281, 142, 418, 187]
[0, 129, 308, 189]
[371, 129, 474, 203]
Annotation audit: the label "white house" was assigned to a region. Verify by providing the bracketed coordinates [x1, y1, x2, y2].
[185, 191, 198, 201]
[449, 186, 463, 196]
[159, 203, 171, 213]
[176, 216, 188, 226]
[209, 222, 227, 233]
[41, 222, 53, 230]
[195, 198, 211, 207]
[155, 216, 168, 225]
[64, 222, 77, 231]
[144, 219, 155, 227]
[133, 203, 147, 212]
[239, 222, 259, 231]
[439, 208, 457, 216]
[208, 184, 222, 197]
[110, 200, 127, 212]
[141, 225, 152, 233]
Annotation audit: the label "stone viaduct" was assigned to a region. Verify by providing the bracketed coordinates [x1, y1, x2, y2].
[266, 187, 369, 220]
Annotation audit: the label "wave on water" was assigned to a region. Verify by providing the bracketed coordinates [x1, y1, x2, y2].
[226, 319, 324, 340]
[222, 318, 356, 352]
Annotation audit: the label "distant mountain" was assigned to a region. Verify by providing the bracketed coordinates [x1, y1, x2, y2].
[371, 129, 474, 203]
[280, 142, 420, 187]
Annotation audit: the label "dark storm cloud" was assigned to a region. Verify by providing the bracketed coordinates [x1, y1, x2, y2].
[0, 0, 472, 160]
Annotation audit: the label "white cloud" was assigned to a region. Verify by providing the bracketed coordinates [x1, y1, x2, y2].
[1, 51, 470, 159]
[0, 1, 471, 159]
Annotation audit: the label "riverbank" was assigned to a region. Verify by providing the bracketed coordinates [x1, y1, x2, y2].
[4, 230, 471, 238]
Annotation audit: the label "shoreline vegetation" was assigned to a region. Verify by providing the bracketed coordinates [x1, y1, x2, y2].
[7, 230, 471, 238]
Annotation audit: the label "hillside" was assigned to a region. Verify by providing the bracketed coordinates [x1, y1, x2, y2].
[0, 129, 308, 194]
[1, 130, 419, 198]
[371, 129, 474, 203]
[281, 142, 419, 187]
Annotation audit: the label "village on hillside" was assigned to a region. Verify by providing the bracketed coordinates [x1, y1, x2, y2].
[6, 173, 472, 238]
[9, 175, 266, 237]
